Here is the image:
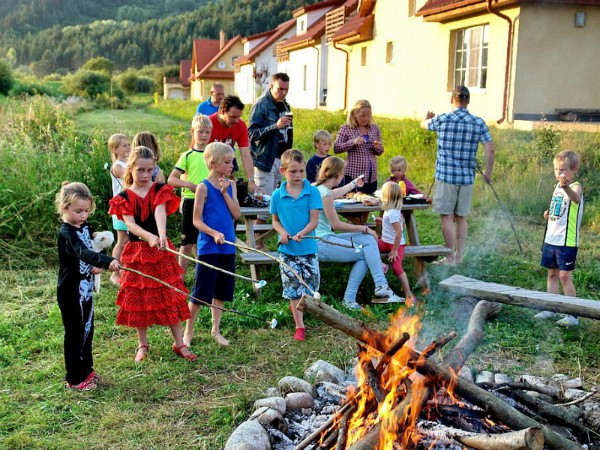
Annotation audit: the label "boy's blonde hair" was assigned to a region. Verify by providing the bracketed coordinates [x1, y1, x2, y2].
[390, 156, 407, 171]
[132, 131, 161, 162]
[315, 156, 344, 186]
[554, 150, 580, 171]
[280, 149, 305, 169]
[108, 134, 128, 162]
[381, 181, 403, 211]
[191, 114, 213, 130]
[55, 182, 96, 217]
[313, 130, 332, 146]
[124, 146, 156, 187]
[204, 142, 234, 167]
[347, 99, 372, 128]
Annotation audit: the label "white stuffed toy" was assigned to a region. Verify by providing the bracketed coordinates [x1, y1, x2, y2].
[91, 231, 115, 292]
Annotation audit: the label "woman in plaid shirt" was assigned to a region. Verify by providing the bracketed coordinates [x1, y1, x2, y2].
[333, 100, 384, 195]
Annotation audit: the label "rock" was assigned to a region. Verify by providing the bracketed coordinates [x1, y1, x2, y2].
[475, 371, 494, 385]
[224, 420, 271, 450]
[520, 375, 547, 387]
[278, 376, 315, 397]
[254, 397, 286, 416]
[250, 407, 288, 434]
[458, 366, 474, 383]
[564, 377, 583, 389]
[316, 381, 347, 403]
[263, 387, 280, 398]
[494, 373, 513, 384]
[564, 388, 586, 401]
[286, 392, 315, 410]
[304, 360, 345, 384]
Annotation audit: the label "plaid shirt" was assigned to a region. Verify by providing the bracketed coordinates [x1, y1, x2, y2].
[428, 108, 492, 185]
[333, 124, 383, 183]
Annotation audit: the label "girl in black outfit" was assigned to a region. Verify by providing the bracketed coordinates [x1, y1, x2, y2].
[56, 182, 119, 391]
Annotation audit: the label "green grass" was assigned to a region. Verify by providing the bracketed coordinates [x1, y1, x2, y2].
[1, 96, 599, 447]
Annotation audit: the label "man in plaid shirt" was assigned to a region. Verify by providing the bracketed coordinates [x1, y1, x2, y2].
[421, 86, 494, 266]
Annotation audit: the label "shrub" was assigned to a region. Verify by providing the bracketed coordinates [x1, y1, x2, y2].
[0, 59, 14, 95]
[62, 70, 111, 100]
[81, 57, 115, 74]
[153, 64, 179, 92]
[9, 79, 57, 97]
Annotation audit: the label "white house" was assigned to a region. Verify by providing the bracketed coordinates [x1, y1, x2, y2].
[234, 19, 296, 105]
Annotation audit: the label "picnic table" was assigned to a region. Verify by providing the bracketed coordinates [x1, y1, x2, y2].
[236, 202, 450, 297]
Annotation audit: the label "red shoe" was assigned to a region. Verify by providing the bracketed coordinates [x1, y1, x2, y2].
[293, 328, 306, 341]
[172, 343, 198, 361]
[66, 373, 98, 391]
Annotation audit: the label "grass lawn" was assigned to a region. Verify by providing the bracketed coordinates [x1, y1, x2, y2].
[1, 97, 599, 448]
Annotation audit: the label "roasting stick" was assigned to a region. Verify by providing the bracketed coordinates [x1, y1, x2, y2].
[161, 246, 267, 289]
[223, 239, 322, 299]
[119, 265, 277, 328]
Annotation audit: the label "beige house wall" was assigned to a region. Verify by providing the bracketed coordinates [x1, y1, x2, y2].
[513, 4, 600, 120]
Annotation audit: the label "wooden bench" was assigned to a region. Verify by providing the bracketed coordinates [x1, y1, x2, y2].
[235, 224, 275, 233]
[238, 245, 451, 265]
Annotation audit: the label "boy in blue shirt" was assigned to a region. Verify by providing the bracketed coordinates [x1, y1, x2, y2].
[270, 149, 322, 341]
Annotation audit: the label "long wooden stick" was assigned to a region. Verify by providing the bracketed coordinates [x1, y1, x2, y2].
[119, 265, 276, 328]
[223, 239, 318, 296]
[161, 246, 266, 288]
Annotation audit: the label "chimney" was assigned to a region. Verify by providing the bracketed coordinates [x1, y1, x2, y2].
[219, 30, 226, 50]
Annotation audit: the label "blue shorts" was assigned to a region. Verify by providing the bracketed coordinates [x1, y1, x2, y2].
[279, 253, 320, 301]
[112, 215, 127, 231]
[541, 243, 578, 271]
[191, 253, 236, 304]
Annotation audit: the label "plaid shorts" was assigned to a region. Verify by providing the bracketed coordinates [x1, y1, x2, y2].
[278, 253, 320, 300]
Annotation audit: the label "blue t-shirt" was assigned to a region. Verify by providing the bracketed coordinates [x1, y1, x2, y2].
[196, 99, 219, 116]
[270, 179, 322, 256]
[197, 180, 236, 255]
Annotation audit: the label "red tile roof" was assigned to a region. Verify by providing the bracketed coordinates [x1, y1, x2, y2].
[196, 35, 241, 79]
[180, 60, 191, 86]
[280, 15, 327, 50]
[331, 11, 374, 44]
[418, 0, 600, 16]
[192, 39, 221, 75]
[292, 0, 346, 17]
[236, 19, 296, 66]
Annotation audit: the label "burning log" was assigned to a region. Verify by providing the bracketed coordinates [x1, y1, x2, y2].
[298, 295, 584, 450]
[453, 426, 544, 450]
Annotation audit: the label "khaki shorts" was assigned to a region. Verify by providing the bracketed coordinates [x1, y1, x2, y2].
[432, 180, 474, 216]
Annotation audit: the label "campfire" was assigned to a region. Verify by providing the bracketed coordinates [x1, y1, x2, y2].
[224, 296, 598, 450]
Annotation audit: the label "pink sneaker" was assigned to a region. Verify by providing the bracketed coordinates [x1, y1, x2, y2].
[293, 328, 306, 341]
[66, 372, 98, 391]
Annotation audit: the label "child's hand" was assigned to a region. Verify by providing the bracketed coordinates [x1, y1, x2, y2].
[108, 259, 120, 272]
[148, 235, 160, 248]
[280, 232, 291, 245]
[219, 178, 233, 194]
[292, 233, 303, 242]
[558, 173, 569, 188]
[388, 249, 399, 262]
[543, 209, 549, 220]
[353, 136, 366, 146]
[213, 232, 225, 245]
[158, 236, 167, 249]
[366, 228, 378, 239]
[353, 176, 365, 189]
[91, 267, 102, 275]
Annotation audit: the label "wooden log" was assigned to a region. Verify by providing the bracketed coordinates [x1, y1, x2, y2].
[439, 275, 600, 320]
[453, 426, 544, 450]
[299, 295, 583, 450]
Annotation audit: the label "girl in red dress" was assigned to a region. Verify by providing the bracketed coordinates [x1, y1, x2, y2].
[109, 146, 196, 362]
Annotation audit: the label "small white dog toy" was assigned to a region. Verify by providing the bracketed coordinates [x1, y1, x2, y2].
[92, 231, 115, 292]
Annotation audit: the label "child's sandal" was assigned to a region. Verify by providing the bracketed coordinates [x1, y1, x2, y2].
[135, 344, 149, 363]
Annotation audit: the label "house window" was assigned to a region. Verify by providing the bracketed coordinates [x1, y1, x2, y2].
[385, 42, 394, 64]
[361, 47, 367, 66]
[453, 25, 489, 89]
[300, 19, 305, 32]
[303, 65, 307, 91]
[231, 56, 237, 66]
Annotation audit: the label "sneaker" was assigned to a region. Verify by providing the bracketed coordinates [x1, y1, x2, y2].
[342, 298, 362, 310]
[533, 310, 561, 320]
[374, 284, 396, 299]
[556, 315, 579, 327]
[293, 328, 306, 341]
[66, 375, 98, 391]
[88, 371, 100, 384]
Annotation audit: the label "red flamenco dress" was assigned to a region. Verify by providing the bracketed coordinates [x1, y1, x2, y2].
[108, 183, 191, 328]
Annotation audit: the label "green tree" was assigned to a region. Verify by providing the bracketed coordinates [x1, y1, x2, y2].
[81, 56, 114, 74]
[153, 64, 179, 92]
[0, 59, 14, 95]
[62, 69, 110, 99]
[6, 47, 16, 66]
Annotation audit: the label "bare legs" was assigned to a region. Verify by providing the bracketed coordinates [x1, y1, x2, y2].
[110, 230, 129, 284]
[183, 300, 229, 347]
[440, 213, 467, 264]
[547, 268, 576, 297]
[289, 299, 305, 329]
[178, 243, 196, 282]
[134, 322, 195, 362]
